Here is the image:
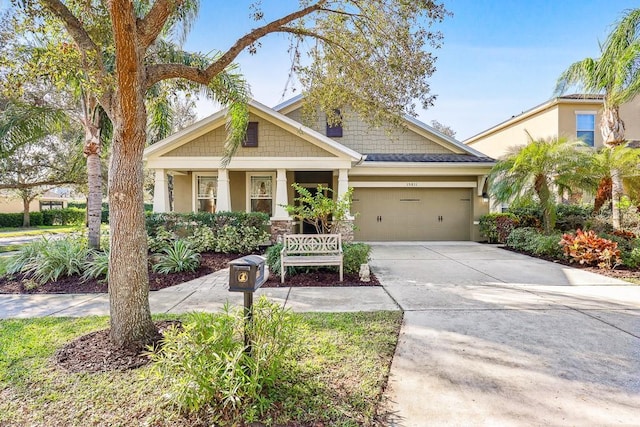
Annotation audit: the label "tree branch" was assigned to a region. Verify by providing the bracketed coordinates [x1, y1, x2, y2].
[40, 0, 113, 114]
[137, 0, 186, 48]
[145, 1, 327, 88]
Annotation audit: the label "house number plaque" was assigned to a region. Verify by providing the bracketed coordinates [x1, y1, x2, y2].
[406, 182, 418, 187]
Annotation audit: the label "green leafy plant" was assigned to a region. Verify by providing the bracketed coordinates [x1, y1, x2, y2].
[147, 225, 174, 253]
[82, 250, 109, 282]
[9, 237, 91, 285]
[284, 183, 353, 234]
[343, 242, 370, 274]
[506, 227, 563, 257]
[479, 213, 518, 243]
[214, 225, 269, 254]
[185, 225, 216, 253]
[148, 298, 299, 422]
[560, 229, 621, 269]
[152, 240, 200, 274]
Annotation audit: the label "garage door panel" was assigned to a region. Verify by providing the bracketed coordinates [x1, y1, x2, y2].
[352, 188, 471, 241]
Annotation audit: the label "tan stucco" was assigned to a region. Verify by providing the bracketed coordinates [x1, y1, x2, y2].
[162, 114, 335, 158]
[467, 96, 640, 159]
[285, 107, 453, 155]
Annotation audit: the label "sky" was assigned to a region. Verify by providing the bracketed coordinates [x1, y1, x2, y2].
[182, 0, 640, 141]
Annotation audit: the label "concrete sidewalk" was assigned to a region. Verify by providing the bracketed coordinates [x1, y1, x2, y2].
[0, 267, 399, 319]
[372, 242, 640, 426]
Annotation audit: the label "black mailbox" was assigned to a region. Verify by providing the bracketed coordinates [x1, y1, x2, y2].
[228, 255, 269, 292]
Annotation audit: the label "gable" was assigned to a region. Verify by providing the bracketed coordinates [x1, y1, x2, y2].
[284, 105, 466, 156]
[161, 113, 338, 158]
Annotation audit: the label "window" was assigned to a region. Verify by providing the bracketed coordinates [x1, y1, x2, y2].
[326, 109, 343, 138]
[242, 122, 259, 147]
[249, 175, 273, 215]
[576, 113, 595, 146]
[196, 175, 217, 212]
[40, 201, 64, 210]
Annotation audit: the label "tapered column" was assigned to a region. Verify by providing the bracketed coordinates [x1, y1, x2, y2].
[153, 169, 170, 212]
[273, 168, 290, 220]
[216, 169, 231, 212]
[337, 168, 353, 219]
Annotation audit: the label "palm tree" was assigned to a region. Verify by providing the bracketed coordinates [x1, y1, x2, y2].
[555, 8, 640, 229]
[488, 134, 592, 234]
[587, 145, 640, 213]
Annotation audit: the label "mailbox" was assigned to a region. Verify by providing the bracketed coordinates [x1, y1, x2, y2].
[228, 255, 269, 292]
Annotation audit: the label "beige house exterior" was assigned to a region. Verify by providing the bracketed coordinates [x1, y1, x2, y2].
[464, 94, 640, 159]
[144, 97, 495, 241]
[0, 191, 69, 214]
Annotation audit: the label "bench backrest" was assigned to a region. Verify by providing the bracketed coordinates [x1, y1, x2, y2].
[282, 234, 342, 255]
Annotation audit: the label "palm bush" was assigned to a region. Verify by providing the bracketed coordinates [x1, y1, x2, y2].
[82, 250, 109, 282]
[152, 240, 200, 274]
[9, 237, 90, 285]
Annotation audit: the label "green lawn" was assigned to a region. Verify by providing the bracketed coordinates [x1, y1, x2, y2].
[0, 225, 84, 238]
[0, 311, 402, 426]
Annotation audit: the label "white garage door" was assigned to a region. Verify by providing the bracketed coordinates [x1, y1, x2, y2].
[351, 188, 472, 241]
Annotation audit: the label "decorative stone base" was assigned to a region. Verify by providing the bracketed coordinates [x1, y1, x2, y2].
[270, 219, 294, 243]
[333, 219, 355, 243]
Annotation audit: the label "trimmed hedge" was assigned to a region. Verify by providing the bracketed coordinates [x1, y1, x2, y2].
[0, 212, 43, 227]
[146, 211, 270, 236]
[41, 208, 86, 226]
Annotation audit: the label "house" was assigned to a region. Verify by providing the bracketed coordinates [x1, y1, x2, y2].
[143, 96, 495, 242]
[0, 190, 70, 214]
[464, 94, 640, 159]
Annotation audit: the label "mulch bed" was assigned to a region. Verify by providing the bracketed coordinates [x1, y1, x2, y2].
[0, 252, 378, 294]
[501, 246, 640, 281]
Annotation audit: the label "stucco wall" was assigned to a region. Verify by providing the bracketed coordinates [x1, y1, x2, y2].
[285, 107, 452, 155]
[162, 114, 333, 158]
[467, 106, 560, 159]
[557, 101, 604, 148]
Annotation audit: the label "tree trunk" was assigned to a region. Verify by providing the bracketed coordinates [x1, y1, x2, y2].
[600, 105, 625, 229]
[534, 174, 555, 234]
[83, 120, 102, 250]
[611, 169, 623, 230]
[594, 176, 612, 213]
[108, 2, 157, 350]
[22, 196, 31, 227]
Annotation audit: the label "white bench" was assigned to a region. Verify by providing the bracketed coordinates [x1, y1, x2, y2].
[280, 234, 343, 284]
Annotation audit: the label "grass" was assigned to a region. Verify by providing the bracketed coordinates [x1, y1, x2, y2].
[0, 225, 83, 238]
[0, 244, 22, 253]
[0, 311, 402, 426]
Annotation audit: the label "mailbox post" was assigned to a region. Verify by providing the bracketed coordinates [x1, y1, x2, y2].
[228, 255, 269, 357]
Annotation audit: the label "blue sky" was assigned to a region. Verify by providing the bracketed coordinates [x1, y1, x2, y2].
[183, 1, 640, 140]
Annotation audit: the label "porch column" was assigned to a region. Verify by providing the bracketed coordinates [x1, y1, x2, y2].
[153, 169, 170, 212]
[273, 168, 290, 220]
[216, 168, 232, 212]
[337, 168, 353, 219]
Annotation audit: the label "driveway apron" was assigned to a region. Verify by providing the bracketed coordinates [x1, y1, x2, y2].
[372, 242, 640, 426]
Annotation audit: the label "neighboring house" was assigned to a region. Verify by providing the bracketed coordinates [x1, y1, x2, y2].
[464, 94, 640, 159]
[0, 190, 70, 214]
[143, 96, 495, 242]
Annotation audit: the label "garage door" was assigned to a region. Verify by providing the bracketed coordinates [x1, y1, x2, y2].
[351, 188, 472, 241]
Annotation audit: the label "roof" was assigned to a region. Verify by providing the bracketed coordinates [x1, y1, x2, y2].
[364, 153, 495, 163]
[274, 95, 487, 158]
[465, 94, 605, 145]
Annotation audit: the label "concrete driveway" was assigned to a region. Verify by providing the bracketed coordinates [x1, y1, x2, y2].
[372, 242, 640, 426]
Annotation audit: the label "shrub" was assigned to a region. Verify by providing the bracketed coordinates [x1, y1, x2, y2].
[82, 250, 109, 282]
[185, 225, 216, 253]
[622, 247, 640, 269]
[560, 229, 621, 269]
[506, 227, 563, 258]
[0, 212, 43, 228]
[343, 243, 371, 274]
[9, 237, 90, 285]
[152, 240, 201, 274]
[42, 208, 86, 226]
[6, 238, 50, 275]
[148, 298, 298, 422]
[479, 213, 518, 243]
[265, 243, 283, 276]
[214, 225, 269, 254]
[147, 226, 174, 253]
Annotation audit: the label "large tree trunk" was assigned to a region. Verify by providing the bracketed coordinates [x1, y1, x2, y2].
[611, 169, 624, 230]
[108, 2, 157, 350]
[83, 119, 102, 250]
[594, 176, 612, 213]
[534, 174, 555, 234]
[22, 195, 31, 227]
